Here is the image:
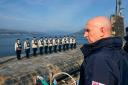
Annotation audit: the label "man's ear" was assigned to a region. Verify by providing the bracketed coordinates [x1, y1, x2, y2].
[100, 27, 105, 37]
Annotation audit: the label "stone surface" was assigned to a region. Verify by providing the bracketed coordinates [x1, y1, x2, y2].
[0, 46, 83, 85]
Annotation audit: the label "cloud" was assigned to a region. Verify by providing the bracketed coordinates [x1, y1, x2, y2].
[0, 0, 95, 32]
[1, 0, 127, 32]
[35, 0, 95, 27]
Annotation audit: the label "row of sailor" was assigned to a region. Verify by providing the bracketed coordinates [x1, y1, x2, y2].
[15, 36, 76, 60]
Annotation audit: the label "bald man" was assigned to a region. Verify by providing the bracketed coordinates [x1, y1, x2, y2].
[79, 16, 128, 85]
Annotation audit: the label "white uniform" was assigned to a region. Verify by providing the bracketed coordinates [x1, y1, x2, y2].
[66, 37, 69, 44]
[55, 38, 58, 45]
[48, 38, 52, 46]
[70, 37, 73, 44]
[38, 39, 44, 47]
[57, 38, 60, 45]
[32, 40, 38, 48]
[43, 39, 48, 46]
[58, 38, 62, 51]
[62, 37, 66, 44]
[15, 42, 22, 51]
[52, 38, 56, 46]
[73, 38, 76, 44]
[24, 41, 30, 50]
[15, 40, 22, 60]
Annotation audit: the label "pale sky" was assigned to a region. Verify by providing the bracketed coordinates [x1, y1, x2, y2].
[0, 0, 128, 32]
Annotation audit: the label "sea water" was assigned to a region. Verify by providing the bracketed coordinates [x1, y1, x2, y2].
[0, 33, 86, 57]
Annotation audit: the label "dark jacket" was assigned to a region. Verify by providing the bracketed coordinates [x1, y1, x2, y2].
[79, 37, 128, 85]
[124, 35, 128, 53]
[124, 42, 128, 53]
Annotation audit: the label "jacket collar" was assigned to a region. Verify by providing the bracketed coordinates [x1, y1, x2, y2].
[81, 37, 123, 58]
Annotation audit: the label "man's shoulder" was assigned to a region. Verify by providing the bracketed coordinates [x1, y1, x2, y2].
[94, 47, 125, 56]
[91, 48, 110, 58]
[92, 48, 128, 64]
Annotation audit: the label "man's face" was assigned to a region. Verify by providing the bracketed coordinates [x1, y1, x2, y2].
[26, 39, 29, 42]
[34, 38, 36, 40]
[83, 22, 103, 44]
[17, 40, 20, 43]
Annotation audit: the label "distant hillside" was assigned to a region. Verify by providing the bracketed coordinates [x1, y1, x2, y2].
[73, 29, 86, 44]
[0, 28, 85, 36]
[0, 29, 72, 36]
[0, 29, 28, 34]
[73, 29, 84, 36]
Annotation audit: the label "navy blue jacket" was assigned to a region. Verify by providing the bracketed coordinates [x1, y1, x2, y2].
[79, 37, 128, 85]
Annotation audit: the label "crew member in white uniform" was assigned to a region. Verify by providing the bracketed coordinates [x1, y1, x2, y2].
[58, 36, 62, 52]
[62, 36, 66, 51]
[54, 36, 58, 52]
[48, 37, 53, 53]
[32, 37, 38, 56]
[24, 38, 30, 58]
[65, 36, 69, 50]
[38, 37, 44, 55]
[70, 36, 73, 49]
[15, 39, 22, 60]
[44, 37, 48, 54]
[73, 36, 76, 49]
